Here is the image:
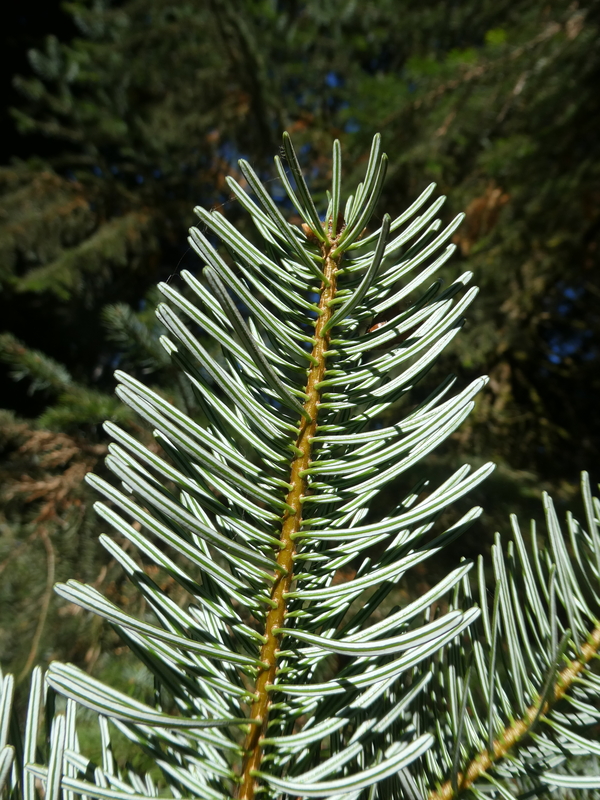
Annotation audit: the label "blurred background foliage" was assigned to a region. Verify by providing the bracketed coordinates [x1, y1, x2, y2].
[0, 0, 598, 686]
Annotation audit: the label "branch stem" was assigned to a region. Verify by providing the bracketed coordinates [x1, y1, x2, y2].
[429, 621, 600, 800]
[237, 236, 341, 800]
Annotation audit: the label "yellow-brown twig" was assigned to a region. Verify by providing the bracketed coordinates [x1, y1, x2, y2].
[429, 622, 600, 800]
[237, 236, 341, 800]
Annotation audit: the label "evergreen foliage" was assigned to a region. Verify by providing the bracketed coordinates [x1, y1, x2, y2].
[353, 0, 600, 481]
[1, 134, 600, 800]
[1, 0, 599, 781]
[2, 0, 598, 479]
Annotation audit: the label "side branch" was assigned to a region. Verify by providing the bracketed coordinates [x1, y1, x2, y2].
[429, 622, 600, 800]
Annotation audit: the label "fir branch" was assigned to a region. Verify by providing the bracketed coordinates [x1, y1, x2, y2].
[1, 132, 598, 800]
[429, 621, 600, 800]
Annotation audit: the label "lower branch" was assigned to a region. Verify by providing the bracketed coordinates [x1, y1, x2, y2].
[429, 622, 600, 800]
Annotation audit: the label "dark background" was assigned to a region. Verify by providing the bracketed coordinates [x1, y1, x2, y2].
[2, 2, 76, 159]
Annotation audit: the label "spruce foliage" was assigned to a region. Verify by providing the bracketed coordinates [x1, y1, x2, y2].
[1, 134, 600, 800]
[356, 0, 600, 481]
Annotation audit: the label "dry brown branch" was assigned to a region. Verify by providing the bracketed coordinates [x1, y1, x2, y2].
[453, 183, 510, 256]
[17, 526, 55, 684]
[2, 423, 105, 522]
